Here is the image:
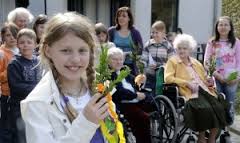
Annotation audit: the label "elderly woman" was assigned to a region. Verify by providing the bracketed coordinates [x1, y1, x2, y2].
[164, 34, 227, 143]
[7, 7, 34, 29]
[108, 47, 153, 143]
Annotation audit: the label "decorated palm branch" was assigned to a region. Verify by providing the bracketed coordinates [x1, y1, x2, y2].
[94, 46, 130, 143]
[207, 55, 216, 77]
[129, 37, 146, 91]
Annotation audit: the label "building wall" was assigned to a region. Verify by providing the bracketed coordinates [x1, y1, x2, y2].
[46, 0, 67, 16]
[222, 0, 240, 38]
[28, 0, 45, 16]
[0, 0, 15, 26]
[178, 0, 221, 43]
[96, 0, 111, 27]
[131, 0, 151, 43]
[1, 0, 223, 45]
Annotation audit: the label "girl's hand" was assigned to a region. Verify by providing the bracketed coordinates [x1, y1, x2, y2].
[83, 93, 109, 124]
[136, 92, 146, 100]
[226, 79, 239, 85]
[206, 77, 214, 87]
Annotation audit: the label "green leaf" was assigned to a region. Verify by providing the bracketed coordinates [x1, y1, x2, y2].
[105, 116, 115, 132]
[227, 71, 238, 81]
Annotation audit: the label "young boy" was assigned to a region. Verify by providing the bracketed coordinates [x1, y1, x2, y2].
[141, 20, 175, 95]
[7, 28, 41, 143]
[0, 23, 19, 142]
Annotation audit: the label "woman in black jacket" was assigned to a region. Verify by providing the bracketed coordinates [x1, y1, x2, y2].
[108, 47, 153, 143]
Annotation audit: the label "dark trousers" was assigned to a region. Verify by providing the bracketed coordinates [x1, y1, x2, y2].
[119, 102, 154, 143]
[0, 95, 12, 143]
[9, 102, 26, 143]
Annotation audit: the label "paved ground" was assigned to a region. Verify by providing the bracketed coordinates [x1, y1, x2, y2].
[228, 115, 240, 143]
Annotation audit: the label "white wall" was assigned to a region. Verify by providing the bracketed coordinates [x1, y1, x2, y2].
[178, 0, 215, 43]
[46, 0, 67, 17]
[0, 0, 15, 26]
[85, 0, 96, 23]
[28, 0, 45, 17]
[97, 0, 110, 27]
[131, 0, 151, 44]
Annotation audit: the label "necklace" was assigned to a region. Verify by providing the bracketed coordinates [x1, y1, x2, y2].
[59, 79, 87, 98]
[61, 89, 81, 97]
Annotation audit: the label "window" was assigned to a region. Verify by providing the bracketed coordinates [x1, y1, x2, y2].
[68, 0, 85, 14]
[152, 0, 178, 32]
[110, 0, 130, 26]
[15, 0, 29, 7]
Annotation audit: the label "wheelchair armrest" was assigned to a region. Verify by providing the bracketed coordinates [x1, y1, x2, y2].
[139, 88, 152, 93]
[163, 83, 179, 95]
[163, 83, 178, 88]
[218, 92, 226, 100]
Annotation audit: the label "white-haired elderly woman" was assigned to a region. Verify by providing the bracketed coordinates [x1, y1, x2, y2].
[7, 7, 34, 29]
[164, 34, 228, 143]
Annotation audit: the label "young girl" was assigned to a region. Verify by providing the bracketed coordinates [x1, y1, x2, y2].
[33, 14, 48, 55]
[20, 12, 109, 143]
[204, 16, 240, 141]
[0, 23, 19, 143]
[204, 16, 240, 125]
[95, 22, 115, 48]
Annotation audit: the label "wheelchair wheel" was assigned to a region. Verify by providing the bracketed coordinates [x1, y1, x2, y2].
[150, 95, 178, 143]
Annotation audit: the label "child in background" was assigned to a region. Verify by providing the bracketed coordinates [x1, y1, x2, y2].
[204, 16, 240, 140]
[141, 20, 175, 95]
[166, 32, 176, 46]
[33, 14, 48, 55]
[8, 28, 42, 143]
[0, 23, 19, 143]
[95, 23, 115, 48]
[20, 12, 109, 143]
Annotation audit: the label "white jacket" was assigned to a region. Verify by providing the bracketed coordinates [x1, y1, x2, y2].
[21, 71, 99, 143]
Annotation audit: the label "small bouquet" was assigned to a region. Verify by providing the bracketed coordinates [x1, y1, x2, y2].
[95, 46, 130, 143]
[129, 36, 147, 90]
[207, 55, 216, 77]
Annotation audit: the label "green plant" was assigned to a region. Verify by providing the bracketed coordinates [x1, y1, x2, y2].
[235, 85, 240, 115]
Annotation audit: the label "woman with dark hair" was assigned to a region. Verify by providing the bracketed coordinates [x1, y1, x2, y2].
[33, 14, 48, 55]
[108, 7, 143, 75]
[204, 16, 240, 141]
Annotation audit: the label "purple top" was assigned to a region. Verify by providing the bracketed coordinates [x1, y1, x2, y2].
[204, 39, 240, 79]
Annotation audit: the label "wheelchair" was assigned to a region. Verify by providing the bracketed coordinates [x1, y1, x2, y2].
[149, 66, 229, 143]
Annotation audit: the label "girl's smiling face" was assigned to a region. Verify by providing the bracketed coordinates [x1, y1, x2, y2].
[217, 18, 231, 39]
[46, 33, 90, 83]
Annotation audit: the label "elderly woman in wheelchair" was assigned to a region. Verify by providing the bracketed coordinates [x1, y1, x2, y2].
[107, 47, 154, 143]
[164, 34, 228, 143]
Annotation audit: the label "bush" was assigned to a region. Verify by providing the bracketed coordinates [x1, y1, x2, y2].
[235, 86, 240, 115]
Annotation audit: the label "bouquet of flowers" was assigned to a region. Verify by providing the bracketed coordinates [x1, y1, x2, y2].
[95, 46, 130, 143]
[207, 55, 216, 77]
